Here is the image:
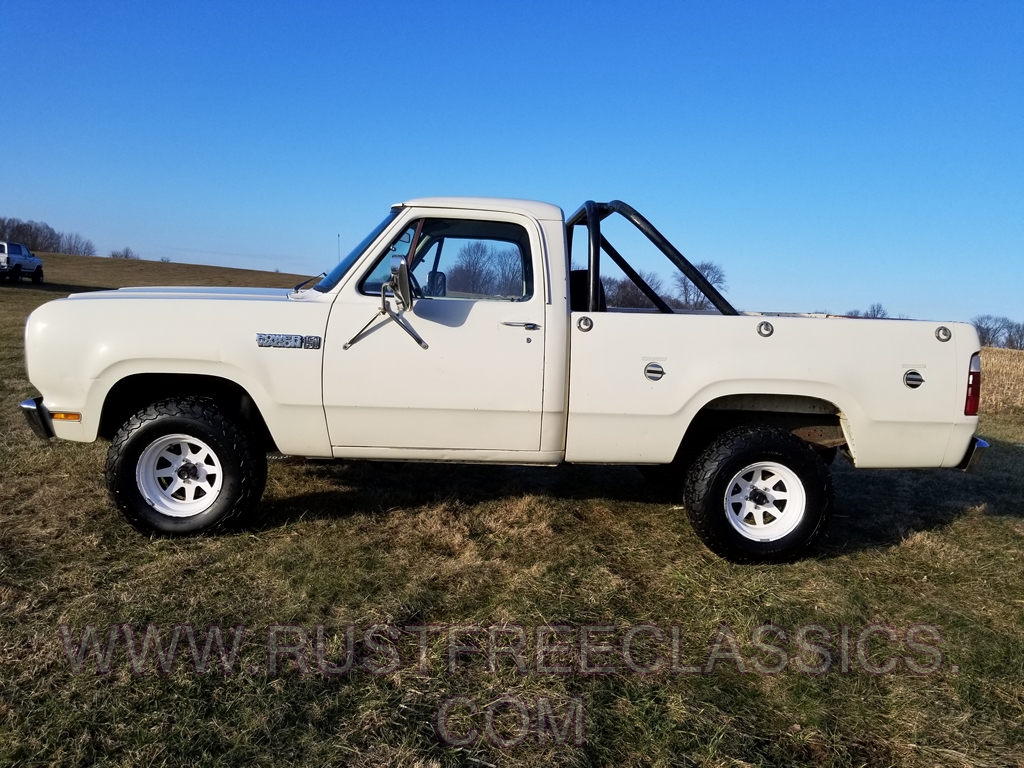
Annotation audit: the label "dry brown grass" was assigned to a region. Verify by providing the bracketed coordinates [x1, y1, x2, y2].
[33, 251, 308, 290]
[981, 346, 1024, 414]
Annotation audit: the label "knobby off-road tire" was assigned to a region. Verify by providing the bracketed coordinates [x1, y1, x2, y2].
[106, 398, 267, 535]
[683, 425, 833, 563]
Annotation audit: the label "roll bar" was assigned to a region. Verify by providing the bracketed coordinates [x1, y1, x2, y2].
[565, 200, 738, 316]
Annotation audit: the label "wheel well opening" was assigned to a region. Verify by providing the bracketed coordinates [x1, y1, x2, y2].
[675, 395, 847, 466]
[98, 374, 277, 451]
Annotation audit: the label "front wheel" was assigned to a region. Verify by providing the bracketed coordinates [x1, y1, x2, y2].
[683, 425, 833, 563]
[106, 398, 267, 534]
[31, 267, 43, 284]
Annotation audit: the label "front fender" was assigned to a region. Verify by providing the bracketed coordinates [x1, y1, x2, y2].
[25, 294, 334, 456]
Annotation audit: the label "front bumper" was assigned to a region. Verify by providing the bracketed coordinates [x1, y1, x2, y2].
[955, 436, 988, 472]
[20, 397, 54, 440]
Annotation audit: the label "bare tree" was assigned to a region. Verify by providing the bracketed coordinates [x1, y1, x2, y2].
[492, 247, 523, 298]
[604, 270, 666, 309]
[40, 222, 62, 252]
[160, 256, 172, 263]
[672, 261, 727, 310]
[59, 232, 97, 256]
[845, 304, 889, 318]
[109, 247, 140, 260]
[447, 241, 496, 295]
[0, 218, 61, 251]
[1, 216, 102, 256]
[972, 315, 1010, 347]
[1003, 321, 1024, 351]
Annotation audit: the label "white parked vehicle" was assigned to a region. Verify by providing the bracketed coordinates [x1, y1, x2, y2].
[20, 198, 986, 561]
[1, 241, 44, 283]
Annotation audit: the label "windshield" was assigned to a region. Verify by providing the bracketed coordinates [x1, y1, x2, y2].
[313, 209, 400, 293]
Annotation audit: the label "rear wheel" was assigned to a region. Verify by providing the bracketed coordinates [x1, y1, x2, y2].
[106, 398, 267, 534]
[683, 425, 832, 563]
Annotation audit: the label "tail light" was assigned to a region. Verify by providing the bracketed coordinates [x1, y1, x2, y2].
[964, 353, 981, 416]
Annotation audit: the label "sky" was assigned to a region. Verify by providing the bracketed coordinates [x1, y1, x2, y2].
[1, 0, 1021, 322]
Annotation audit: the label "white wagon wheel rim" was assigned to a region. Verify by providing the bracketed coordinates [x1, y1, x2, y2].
[136, 433, 224, 517]
[723, 461, 807, 542]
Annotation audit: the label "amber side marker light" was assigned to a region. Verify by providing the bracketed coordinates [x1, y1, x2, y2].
[50, 412, 82, 422]
[964, 353, 982, 416]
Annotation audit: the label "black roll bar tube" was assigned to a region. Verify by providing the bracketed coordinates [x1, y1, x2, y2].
[600, 235, 674, 313]
[565, 201, 602, 312]
[602, 200, 738, 316]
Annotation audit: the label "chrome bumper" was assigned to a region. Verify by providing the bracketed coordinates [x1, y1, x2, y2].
[955, 436, 988, 472]
[20, 397, 53, 440]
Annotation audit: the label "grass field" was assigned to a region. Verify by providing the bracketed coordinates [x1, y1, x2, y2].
[1, 254, 1023, 767]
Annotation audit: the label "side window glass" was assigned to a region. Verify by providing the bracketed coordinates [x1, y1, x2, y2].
[415, 238, 527, 300]
[361, 218, 533, 302]
[361, 225, 417, 295]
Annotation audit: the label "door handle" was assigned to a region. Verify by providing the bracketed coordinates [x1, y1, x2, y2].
[501, 322, 541, 331]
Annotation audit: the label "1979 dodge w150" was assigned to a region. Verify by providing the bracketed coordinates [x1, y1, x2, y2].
[20, 198, 986, 562]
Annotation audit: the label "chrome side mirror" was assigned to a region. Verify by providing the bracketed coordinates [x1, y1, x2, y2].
[344, 254, 427, 351]
[389, 255, 413, 311]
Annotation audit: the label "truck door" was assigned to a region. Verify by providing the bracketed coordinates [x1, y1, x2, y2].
[322, 212, 547, 452]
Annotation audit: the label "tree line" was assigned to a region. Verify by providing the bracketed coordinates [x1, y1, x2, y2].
[836, 306, 1024, 349]
[1, 215, 143, 259]
[446, 242, 523, 297]
[567, 259, 729, 310]
[0, 216, 97, 256]
[844, 303, 889, 318]
[600, 260, 728, 310]
[972, 315, 1024, 350]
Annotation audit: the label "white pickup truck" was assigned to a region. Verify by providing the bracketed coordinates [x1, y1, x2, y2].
[20, 198, 986, 562]
[1, 241, 44, 283]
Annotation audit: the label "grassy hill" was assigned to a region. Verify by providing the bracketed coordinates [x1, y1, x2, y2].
[1, 256, 1023, 767]
[31, 251, 309, 291]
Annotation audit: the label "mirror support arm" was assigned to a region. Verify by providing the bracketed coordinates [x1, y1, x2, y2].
[382, 299, 429, 350]
[342, 288, 429, 351]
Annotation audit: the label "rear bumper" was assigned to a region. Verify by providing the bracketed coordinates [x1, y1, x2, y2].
[20, 397, 54, 440]
[955, 436, 988, 472]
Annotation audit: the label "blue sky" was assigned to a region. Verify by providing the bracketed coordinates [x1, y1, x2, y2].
[2, 0, 1021, 321]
